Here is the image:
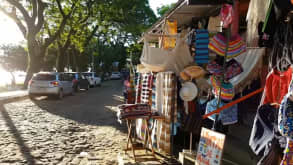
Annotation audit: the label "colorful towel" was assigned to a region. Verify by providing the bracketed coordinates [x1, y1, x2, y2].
[209, 33, 246, 59]
[195, 29, 209, 64]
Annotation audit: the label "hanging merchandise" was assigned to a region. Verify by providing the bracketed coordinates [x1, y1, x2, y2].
[156, 72, 177, 154]
[249, 104, 277, 155]
[210, 76, 235, 101]
[163, 20, 177, 50]
[281, 140, 293, 165]
[140, 35, 193, 75]
[179, 82, 198, 102]
[220, 4, 234, 28]
[278, 93, 293, 139]
[208, 15, 222, 32]
[207, 60, 224, 77]
[224, 59, 243, 81]
[246, 0, 271, 46]
[194, 29, 209, 64]
[262, 67, 292, 105]
[205, 98, 238, 125]
[180, 65, 206, 81]
[135, 73, 142, 104]
[209, 33, 246, 59]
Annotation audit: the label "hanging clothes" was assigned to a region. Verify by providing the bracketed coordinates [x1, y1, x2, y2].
[194, 29, 209, 64]
[135, 73, 142, 104]
[162, 20, 177, 50]
[205, 98, 238, 125]
[262, 67, 292, 105]
[156, 72, 177, 154]
[281, 139, 293, 165]
[249, 104, 277, 155]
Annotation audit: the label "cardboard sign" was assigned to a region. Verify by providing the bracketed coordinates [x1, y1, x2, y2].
[196, 128, 226, 165]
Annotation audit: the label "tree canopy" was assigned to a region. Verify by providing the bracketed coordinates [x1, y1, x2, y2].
[0, 0, 157, 87]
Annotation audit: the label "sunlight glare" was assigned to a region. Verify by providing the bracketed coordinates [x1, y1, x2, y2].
[0, 12, 25, 45]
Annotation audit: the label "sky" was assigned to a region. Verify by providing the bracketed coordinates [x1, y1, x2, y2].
[0, 0, 178, 45]
[149, 0, 178, 15]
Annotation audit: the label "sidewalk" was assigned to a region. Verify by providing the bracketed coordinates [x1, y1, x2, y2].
[0, 90, 28, 103]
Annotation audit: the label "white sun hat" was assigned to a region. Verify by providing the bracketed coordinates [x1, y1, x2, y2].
[179, 82, 198, 102]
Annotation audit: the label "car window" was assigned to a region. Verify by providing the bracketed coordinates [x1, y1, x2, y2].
[33, 74, 56, 81]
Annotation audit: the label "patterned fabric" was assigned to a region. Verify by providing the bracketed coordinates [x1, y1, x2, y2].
[209, 33, 246, 58]
[156, 72, 177, 154]
[281, 139, 293, 165]
[207, 61, 223, 76]
[151, 74, 157, 111]
[205, 98, 238, 125]
[162, 20, 177, 49]
[210, 76, 235, 101]
[225, 59, 243, 80]
[135, 73, 142, 104]
[279, 94, 293, 139]
[117, 104, 151, 120]
[194, 29, 209, 64]
[141, 73, 151, 104]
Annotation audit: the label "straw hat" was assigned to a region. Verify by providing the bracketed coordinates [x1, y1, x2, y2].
[180, 66, 206, 81]
[179, 82, 198, 101]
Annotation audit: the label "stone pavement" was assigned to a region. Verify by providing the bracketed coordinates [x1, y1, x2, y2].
[0, 81, 165, 165]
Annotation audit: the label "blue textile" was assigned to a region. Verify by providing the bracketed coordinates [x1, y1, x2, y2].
[205, 98, 238, 125]
[195, 29, 209, 64]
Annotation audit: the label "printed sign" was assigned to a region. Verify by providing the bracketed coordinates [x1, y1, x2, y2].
[196, 127, 226, 165]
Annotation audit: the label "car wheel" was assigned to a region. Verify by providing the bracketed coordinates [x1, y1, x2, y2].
[57, 90, 63, 100]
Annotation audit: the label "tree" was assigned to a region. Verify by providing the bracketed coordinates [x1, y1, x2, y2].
[157, 3, 176, 18]
[0, 44, 27, 71]
[0, 0, 78, 87]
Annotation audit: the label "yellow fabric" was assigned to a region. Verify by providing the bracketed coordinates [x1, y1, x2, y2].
[163, 20, 177, 49]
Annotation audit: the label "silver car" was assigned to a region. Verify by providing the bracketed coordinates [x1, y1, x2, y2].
[28, 72, 74, 99]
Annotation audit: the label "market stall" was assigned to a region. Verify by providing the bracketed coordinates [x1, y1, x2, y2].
[117, 0, 271, 164]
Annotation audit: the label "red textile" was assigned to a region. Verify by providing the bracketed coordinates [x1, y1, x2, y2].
[263, 67, 292, 105]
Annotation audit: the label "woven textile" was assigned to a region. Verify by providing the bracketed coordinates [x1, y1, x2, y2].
[151, 74, 157, 111]
[279, 94, 293, 139]
[156, 72, 177, 154]
[117, 104, 151, 120]
[210, 76, 235, 101]
[281, 139, 293, 165]
[194, 29, 209, 64]
[205, 98, 238, 125]
[209, 33, 246, 59]
[135, 73, 142, 104]
[141, 73, 151, 104]
[162, 20, 177, 49]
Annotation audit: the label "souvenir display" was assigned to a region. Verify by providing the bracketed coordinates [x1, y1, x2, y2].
[209, 33, 246, 59]
[194, 29, 209, 64]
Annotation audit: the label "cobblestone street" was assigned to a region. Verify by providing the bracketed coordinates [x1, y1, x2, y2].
[0, 80, 137, 165]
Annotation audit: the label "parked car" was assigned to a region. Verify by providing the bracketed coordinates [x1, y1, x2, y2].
[64, 72, 90, 92]
[82, 72, 101, 87]
[28, 72, 74, 99]
[110, 72, 121, 80]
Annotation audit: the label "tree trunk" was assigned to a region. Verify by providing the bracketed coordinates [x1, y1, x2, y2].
[56, 49, 66, 72]
[23, 37, 45, 88]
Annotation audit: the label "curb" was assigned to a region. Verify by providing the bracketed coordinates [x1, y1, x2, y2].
[0, 94, 28, 104]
